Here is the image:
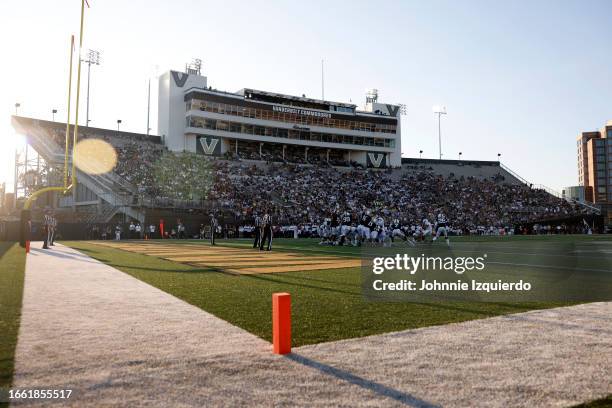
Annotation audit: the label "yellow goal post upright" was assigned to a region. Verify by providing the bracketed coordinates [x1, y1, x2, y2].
[20, 0, 88, 249]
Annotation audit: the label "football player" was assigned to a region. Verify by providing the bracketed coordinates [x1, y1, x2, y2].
[390, 217, 406, 242]
[357, 209, 372, 245]
[421, 215, 434, 242]
[432, 212, 450, 247]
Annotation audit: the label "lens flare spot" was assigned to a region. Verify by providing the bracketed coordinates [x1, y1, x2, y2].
[74, 138, 117, 175]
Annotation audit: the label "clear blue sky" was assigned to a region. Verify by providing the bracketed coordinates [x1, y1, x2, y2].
[1, 0, 611, 192]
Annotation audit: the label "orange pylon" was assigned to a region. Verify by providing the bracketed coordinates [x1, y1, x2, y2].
[272, 293, 291, 354]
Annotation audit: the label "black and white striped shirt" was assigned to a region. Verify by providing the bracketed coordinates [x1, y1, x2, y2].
[254, 215, 262, 227]
[262, 214, 272, 227]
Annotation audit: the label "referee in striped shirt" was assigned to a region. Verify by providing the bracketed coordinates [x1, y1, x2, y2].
[259, 210, 273, 251]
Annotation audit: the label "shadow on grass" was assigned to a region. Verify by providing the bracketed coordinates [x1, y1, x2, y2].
[286, 353, 439, 408]
[29, 248, 102, 264]
[0, 242, 14, 261]
[243, 272, 363, 298]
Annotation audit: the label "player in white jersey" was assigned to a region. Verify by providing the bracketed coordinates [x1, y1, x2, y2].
[432, 212, 450, 247]
[413, 225, 423, 239]
[421, 216, 433, 241]
[318, 218, 331, 245]
[370, 215, 387, 245]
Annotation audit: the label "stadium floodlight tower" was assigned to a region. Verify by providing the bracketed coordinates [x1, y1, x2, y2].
[433, 105, 447, 160]
[185, 58, 202, 75]
[365, 89, 379, 108]
[82, 48, 101, 126]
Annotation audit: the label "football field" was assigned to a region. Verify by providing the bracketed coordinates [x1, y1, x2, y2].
[66, 235, 612, 346]
[93, 241, 361, 274]
[2, 236, 611, 407]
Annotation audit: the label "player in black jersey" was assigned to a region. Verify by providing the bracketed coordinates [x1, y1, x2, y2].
[209, 213, 218, 246]
[330, 211, 340, 242]
[338, 211, 352, 246]
[366, 214, 377, 243]
[358, 211, 371, 243]
[389, 218, 406, 242]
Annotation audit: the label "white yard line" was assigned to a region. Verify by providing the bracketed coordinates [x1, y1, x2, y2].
[12, 243, 611, 407]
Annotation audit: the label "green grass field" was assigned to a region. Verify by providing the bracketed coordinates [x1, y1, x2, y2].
[1, 236, 610, 407]
[0, 243, 26, 408]
[65, 235, 612, 347]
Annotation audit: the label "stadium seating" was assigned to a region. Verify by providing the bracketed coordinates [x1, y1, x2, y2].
[10, 116, 594, 233]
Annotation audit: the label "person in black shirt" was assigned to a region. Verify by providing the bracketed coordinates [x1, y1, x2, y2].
[259, 210, 273, 251]
[339, 211, 352, 246]
[357, 210, 372, 245]
[253, 213, 262, 249]
[42, 211, 51, 249]
[329, 210, 340, 242]
[210, 213, 219, 246]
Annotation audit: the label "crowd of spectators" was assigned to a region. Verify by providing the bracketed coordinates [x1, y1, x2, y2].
[37, 122, 593, 233]
[204, 162, 592, 232]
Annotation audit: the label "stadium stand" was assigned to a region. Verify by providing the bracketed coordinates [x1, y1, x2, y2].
[7, 116, 598, 239]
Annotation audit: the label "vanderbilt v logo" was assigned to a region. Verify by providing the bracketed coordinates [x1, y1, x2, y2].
[368, 152, 384, 167]
[199, 137, 219, 155]
[171, 71, 189, 87]
[386, 104, 400, 116]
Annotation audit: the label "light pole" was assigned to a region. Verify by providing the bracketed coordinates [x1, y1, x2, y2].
[52, 109, 57, 121]
[15, 103, 20, 115]
[146, 78, 151, 135]
[497, 153, 501, 162]
[433, 105, 447, 160]
[147, 65, 160, 135]
[419, 150, 423, 159]
[117, 119, 122, 131]
[82, 49, 101, 126]
[459, 152, 462, 160]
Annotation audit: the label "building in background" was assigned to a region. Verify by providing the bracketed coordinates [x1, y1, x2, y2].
[577, 121, 612, 224]
[562, 185, 585, 203]
[158, 64, 402, 168]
